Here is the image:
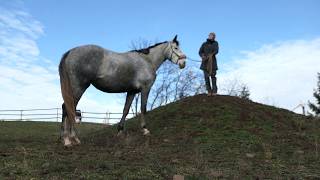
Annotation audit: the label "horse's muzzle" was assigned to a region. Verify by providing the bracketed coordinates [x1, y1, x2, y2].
[178, 59, 186, 69]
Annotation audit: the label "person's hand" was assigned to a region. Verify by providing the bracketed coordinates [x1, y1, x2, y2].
[201, 55, 207, 61]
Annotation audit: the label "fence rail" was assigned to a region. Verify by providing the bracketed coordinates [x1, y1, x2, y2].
[0, 108, 135, 124]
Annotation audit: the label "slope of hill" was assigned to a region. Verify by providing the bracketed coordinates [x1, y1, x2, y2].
[0, 95, 319, 179]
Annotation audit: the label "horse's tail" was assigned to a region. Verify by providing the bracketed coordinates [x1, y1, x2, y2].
[59, 50, 75, 125]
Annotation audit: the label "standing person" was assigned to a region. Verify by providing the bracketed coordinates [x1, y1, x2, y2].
[199, 32, 219, 96]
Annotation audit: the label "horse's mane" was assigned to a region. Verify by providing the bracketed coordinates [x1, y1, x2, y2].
[131, 41, 168, 54]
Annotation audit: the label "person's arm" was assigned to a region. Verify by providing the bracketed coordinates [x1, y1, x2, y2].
[213, 42, 219, 55]
[199, 43, 205, 57]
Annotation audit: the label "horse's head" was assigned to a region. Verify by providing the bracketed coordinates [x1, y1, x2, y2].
[167, 35, 186, 69]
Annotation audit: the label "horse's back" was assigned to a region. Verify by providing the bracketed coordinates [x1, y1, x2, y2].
[60, 44, 153, 93]
[66, 44, 105, 61]
[62, 45, 106, 84]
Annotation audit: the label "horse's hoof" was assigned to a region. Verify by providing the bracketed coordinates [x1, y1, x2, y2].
[143, 128, 150, 136]
[64, 144, 73, 148]
[117, 130, 125, 137]
[63, 137, 73, 147]
[71, 137, 81, 145]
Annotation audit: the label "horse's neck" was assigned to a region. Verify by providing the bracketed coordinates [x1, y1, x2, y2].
[146, 44, 168, 71]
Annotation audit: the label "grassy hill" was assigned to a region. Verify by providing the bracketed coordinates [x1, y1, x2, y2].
[0, 95, 319, 179]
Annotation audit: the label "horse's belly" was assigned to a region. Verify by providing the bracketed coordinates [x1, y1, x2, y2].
[92, 77, 139, 93]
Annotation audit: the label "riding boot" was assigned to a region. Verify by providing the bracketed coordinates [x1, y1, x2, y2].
[211, 71, 217, 94]
[204, 71, 212, 96]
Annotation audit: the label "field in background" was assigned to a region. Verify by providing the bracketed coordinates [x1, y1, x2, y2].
[0, 94, 319, 179]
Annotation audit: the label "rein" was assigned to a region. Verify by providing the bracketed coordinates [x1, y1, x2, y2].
[186, 57, 202, 62]
[169, 43, 186, 64]
[168, 43, 201, 63]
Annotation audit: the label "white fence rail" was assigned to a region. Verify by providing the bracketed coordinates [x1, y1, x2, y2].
[0, 108, 135, 124]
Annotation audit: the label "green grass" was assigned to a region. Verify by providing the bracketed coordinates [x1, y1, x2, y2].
[0, 95, 319, 179]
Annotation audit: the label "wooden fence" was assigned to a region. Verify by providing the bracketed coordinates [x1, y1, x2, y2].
[0, 108, 134, 124]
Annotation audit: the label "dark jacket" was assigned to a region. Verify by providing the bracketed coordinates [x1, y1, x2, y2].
[199, 39, 219, 71]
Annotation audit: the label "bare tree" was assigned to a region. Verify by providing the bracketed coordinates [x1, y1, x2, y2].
[308, 72, 320, 117]
[127, 38, 207, 112]
[220, 78, 251, 99]
[148, 65, 205, 110]
[125, 38, 154, 115]
[129, 38, 154, 52]
[220, 78, 242, 96]
[193, 71, 207, 95]
[174, 68, 202, 100]
[239, 85, 250, 100]
[148, 61, 176, 109]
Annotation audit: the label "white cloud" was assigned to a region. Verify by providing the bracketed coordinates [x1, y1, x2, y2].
[0, 7, 43, 38]
[219, 38, 320, 113]
[0, 6, 125, 123]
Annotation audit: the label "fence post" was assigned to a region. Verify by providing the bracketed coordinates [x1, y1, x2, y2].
[104, 112, 108, 124]
[56, 108, 59, 122]
[105, 112, 109, 125]
[302, 106, 305, 116]
[20, 110, 23, 121]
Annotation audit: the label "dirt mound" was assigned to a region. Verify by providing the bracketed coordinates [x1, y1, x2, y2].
[83, 94, 319, 178]
[1, 95, 319, 179]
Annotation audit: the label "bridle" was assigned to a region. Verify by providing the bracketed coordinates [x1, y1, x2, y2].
[168, 42, 186, 64]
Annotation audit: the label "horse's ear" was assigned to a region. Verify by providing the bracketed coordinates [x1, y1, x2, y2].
[173, 35, 178, 42]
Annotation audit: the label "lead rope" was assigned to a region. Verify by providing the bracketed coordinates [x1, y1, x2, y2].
[186, 56, 202, 62]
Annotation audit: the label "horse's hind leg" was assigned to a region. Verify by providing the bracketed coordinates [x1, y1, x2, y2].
[61, 83, 89, 146]
[69, 85, 89, 145]
[59, 103, 73, 146]
[69, 121, 80, 145]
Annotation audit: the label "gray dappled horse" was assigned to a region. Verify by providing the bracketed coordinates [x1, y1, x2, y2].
[59, 35, 186, 147]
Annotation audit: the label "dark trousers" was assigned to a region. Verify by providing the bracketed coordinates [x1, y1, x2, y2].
[204, 71, 217, 93]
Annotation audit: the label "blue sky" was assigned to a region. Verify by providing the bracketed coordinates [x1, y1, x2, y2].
[0, 0, 319, 121]
[20, 0, 320, 65]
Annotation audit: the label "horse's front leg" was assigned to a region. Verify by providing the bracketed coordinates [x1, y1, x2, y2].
[141, 88, 151, 135]
[117, 92, 136, 136]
